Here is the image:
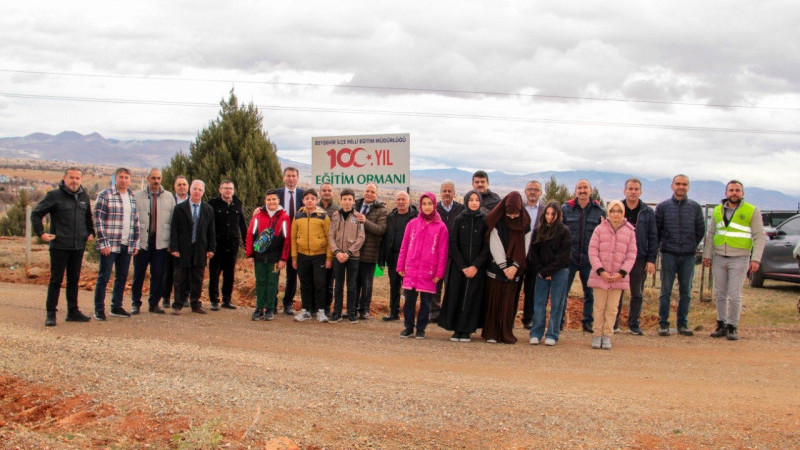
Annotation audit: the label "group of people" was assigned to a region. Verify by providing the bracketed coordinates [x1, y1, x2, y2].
[33, 166, 766, 349]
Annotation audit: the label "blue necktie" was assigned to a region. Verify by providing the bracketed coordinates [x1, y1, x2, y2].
[192, 204, 199, 243]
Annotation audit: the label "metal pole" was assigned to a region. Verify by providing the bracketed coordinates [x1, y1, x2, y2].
[25, 204, 32, 275]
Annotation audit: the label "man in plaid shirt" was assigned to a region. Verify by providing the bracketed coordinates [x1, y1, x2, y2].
[93, 167, 140, 320]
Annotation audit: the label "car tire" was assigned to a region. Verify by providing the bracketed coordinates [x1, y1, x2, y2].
[749, 268, 765, 288]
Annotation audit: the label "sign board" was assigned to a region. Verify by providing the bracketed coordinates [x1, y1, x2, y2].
[311, 133, 410, 189]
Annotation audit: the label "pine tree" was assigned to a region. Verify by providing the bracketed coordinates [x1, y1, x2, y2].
[542, 175, 571, 205]
[162, 89, 283, 210]
[591, 187, 606, 209]
[0, 189, 29, 236]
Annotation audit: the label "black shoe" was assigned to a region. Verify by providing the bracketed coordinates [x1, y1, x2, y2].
[264, 311, 275, 321]
[221, 302, 237, 310]
[726, 324, 739, 341]
[677, 326, 694, 336]
[110, 307, 131, 318]
[210, 302, 220, 311]
[94, 311, 107, 321]
[131, 305, 140, 315]
[148, 306, 166, 314]
[348, 314, 358, 324]
[45, 311, 56, 326]
[192, 306, 208, 314]
[382, 314, 400, 321]
[162, 300, 170, 309]
[359, 311, 369, 320]
[710, 320, 727, 338]
[582, 323, 593, 333]
[416, 330, 426, 340]
[523, 321, 532, 330]
[658, 326, 670, 336]
[65, 310, 91, 322]
[330, 313, 342, 323]
[251, 309, 264, 321]
[629, 327, 644, 336]
[400, 328, 414, 338]
[284, 306, 295, 316]
[450, 333, 460, 342]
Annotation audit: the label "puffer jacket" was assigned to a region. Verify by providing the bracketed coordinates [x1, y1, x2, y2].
[328, 209, 365, 259]
[562, 198, 606, 266]
[396, 216, 449, 294]
[291, 206, 332, 261]
[587, 218, 638, 290]
[354, 198, 388, 264]
[246, 208, 291, 264]
[31, 181, 95, 250]
[655, 196, 705, 255]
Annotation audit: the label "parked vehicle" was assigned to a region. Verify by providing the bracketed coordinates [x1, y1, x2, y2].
[749, 214, 800, 287]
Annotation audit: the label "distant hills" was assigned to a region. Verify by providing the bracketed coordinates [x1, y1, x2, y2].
[1, 131, 797, 209]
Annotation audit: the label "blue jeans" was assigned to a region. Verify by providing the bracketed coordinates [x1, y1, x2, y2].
[566, 262, 594, 325]
[530, 268, 569, 341]
[94, 245, 133, 312]
[658, 252, 695, 328]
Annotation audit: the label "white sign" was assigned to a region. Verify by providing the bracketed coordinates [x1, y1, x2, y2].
[311, 133, 410, 188]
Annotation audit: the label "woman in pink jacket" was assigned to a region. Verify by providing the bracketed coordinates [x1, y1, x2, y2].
[588, 200, 637, 350]
[396, 192, 449, 339]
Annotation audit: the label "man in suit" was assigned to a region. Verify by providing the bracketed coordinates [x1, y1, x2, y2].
[520, 180, 546, 329]
[161, 175, 189, 308]
[276, 167, 304, 315]
[170, 180, 216, 314]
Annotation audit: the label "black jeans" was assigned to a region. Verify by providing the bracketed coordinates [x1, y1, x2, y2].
[47, 248, 85, 313]
[516, 267, 537, 324]
[387, 256, 404, 316]
[208, 247, 237, 303]
[173, 262, 205, 309]
[333, 258, 359, 316]
[131, 235, 167, 308]
[403, 289, 433, 332]
[297, 253, 327, 312]
[161, 253, 187, 305]
[282, 255, 298, 308]
[615, 259, 648, 329]
[356, 261, 377, 314]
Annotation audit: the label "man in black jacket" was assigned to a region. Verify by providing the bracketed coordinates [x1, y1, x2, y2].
[431, 180, 465, 322]
[207, 180, 247, 310]
[170, 180, 216, 314]
[31, 167, 95, 326]
[379, 191, 418, 321]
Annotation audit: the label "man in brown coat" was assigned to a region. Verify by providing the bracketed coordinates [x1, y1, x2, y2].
[354, 183, 388, 319]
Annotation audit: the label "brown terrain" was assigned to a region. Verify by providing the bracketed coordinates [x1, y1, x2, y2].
[1, 236, 799, 448]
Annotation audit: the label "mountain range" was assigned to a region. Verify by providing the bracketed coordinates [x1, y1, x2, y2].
[1, 131, 797, 209]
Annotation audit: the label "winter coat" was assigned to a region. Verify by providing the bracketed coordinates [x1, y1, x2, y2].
[31, 181, 95, 250]
[528, 224, 573, 279]
[437, 201, 465, 231]
[587, 218, 638, 290]
[378, 205, 418, 267]
[328, 209, 365, 259]
[562, 198, 606, 266]
[291, 206, 332, 261]
[624, 200, 658, 263]
[246, 208, 291, 264]
[655, 196, 705, 256]
[354, 198, 388, 264]
[396, 216, 449, 294]
[133, 187, 176, 251]
[208, 195, 248, 252]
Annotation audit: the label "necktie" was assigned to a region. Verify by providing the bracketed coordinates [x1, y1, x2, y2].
[288, 190, 295, 219]
[192, 203, 199, 243]
[361, 203, 369, 215]
[150, 192, 158, 237]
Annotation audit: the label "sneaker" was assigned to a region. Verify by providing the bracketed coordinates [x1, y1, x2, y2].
[629, 327, 644, 336]
[131, 305, 140, 315]
[450, 333, 460, 342]
[529, 337, 540, 345]
[94, 311, 107, 321]
[283, 306, 295, 316]
[544, 338, 556, 346]
[65, 310, 91, 322]
[148, 306, 166, 314]
[382, 314, 400, 321]
[171, 308, 182, 315]
[330, 313, 341, 323]
[459, 335, 472, 343]
[726, 324, 739, 341]
[591, 336, 602, 349]
[400, 328, 414, 338]
[210, 302, 220, 311]
[191, 306, 208, 314]
[316, 310, 329, 323]
[162, 300, 170, 309]
[601, 337, 612, 350]
[582, 323, 594, 333]
[710, 321, 727, 338]
[264, 311, 275, 321]
[658, 326, 670, 336]
[45, 311, 56, 327]
[221, 302, 237, 310]
[110, 307, 131, 318]
[294, 309, 312, 322]
[251, 309, 264, 321]
[359, 311, 370, 320]
[415, 330, 426, 340]
[677, 326, 694, 336]
[348, 314, 358, 324]
[613, 327, 620, 334]
[486, 339, 498, 343]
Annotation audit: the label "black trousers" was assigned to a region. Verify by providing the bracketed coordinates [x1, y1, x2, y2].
[208, 247, 237, 303]
[161, 253, 188, 305]
[46, 248, 85, 313]
[174, 264, 205, 310]
[387, 256, 404, 316]
[297, 253, 328, 312]
[282, 255, 298, 308]
[356, 261, 377, 314]
[517, 267, 537, 324]
[333, 258, 359, 316]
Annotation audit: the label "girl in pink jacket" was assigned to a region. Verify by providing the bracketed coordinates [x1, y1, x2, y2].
[396, 192, 449, 339]
[588, 200, 637, 349]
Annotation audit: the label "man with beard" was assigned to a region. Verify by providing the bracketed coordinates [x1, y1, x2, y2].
[471, 170, 501, 213]
[208, 180, 247, 311]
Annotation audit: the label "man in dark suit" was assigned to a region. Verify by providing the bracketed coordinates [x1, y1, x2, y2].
[276, 167, 304, 315]
[521, 180, 546, 329]
[170, 180, 216, 314]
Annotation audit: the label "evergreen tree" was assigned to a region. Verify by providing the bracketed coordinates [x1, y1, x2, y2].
[162, 89, 283, 210]
[542, 175, 571, 205]
[591, 187, 606, 209]
[0, 190, 29, 236]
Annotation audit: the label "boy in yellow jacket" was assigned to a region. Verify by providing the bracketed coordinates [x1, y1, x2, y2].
[291, 189, 333, 322]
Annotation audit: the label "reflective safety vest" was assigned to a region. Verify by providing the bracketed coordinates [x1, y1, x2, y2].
[713, 202, 755, 250]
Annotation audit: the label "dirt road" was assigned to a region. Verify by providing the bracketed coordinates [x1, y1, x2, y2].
[1, 281, 799, 448]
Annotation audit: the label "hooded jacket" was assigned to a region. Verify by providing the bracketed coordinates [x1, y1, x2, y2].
[246, 207, 291, 264]
[396, 213, 449, 294]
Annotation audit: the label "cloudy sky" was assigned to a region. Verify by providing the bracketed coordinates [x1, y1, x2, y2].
[2, 1, 799, 194]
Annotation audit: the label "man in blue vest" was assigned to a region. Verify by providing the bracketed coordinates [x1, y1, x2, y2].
[702, 180, 765, 340]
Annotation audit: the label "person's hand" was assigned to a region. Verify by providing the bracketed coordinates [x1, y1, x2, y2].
[41, 233, 55, 242]
[171, 251, 180, 258]
[336, 253, 349, 263]
[545, 276, 552, 281]
[503, 266, 517, 280]
[433, 277, 441, 283]
[463, 266, 478, 278]
[132, 248, 139, 256]
[252, 207, 262, 217]
[601, 271, 613, 282]
[398, 271, 405, 277]
[325, 260, 332, 269]
[206, 252, 214, 259]
[355, 213, 366, 224]
[748, 261, 760, 275]
[292, 261, 297, 270]
[277, 260, 286, 270]
[702, 258, 711, 268]
[645, 262, 656, 274]
[100, 247, 111, 256]
[609, 273, 622, 282]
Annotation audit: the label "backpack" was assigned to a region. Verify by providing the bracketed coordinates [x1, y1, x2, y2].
[253, 218, 277, 254]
